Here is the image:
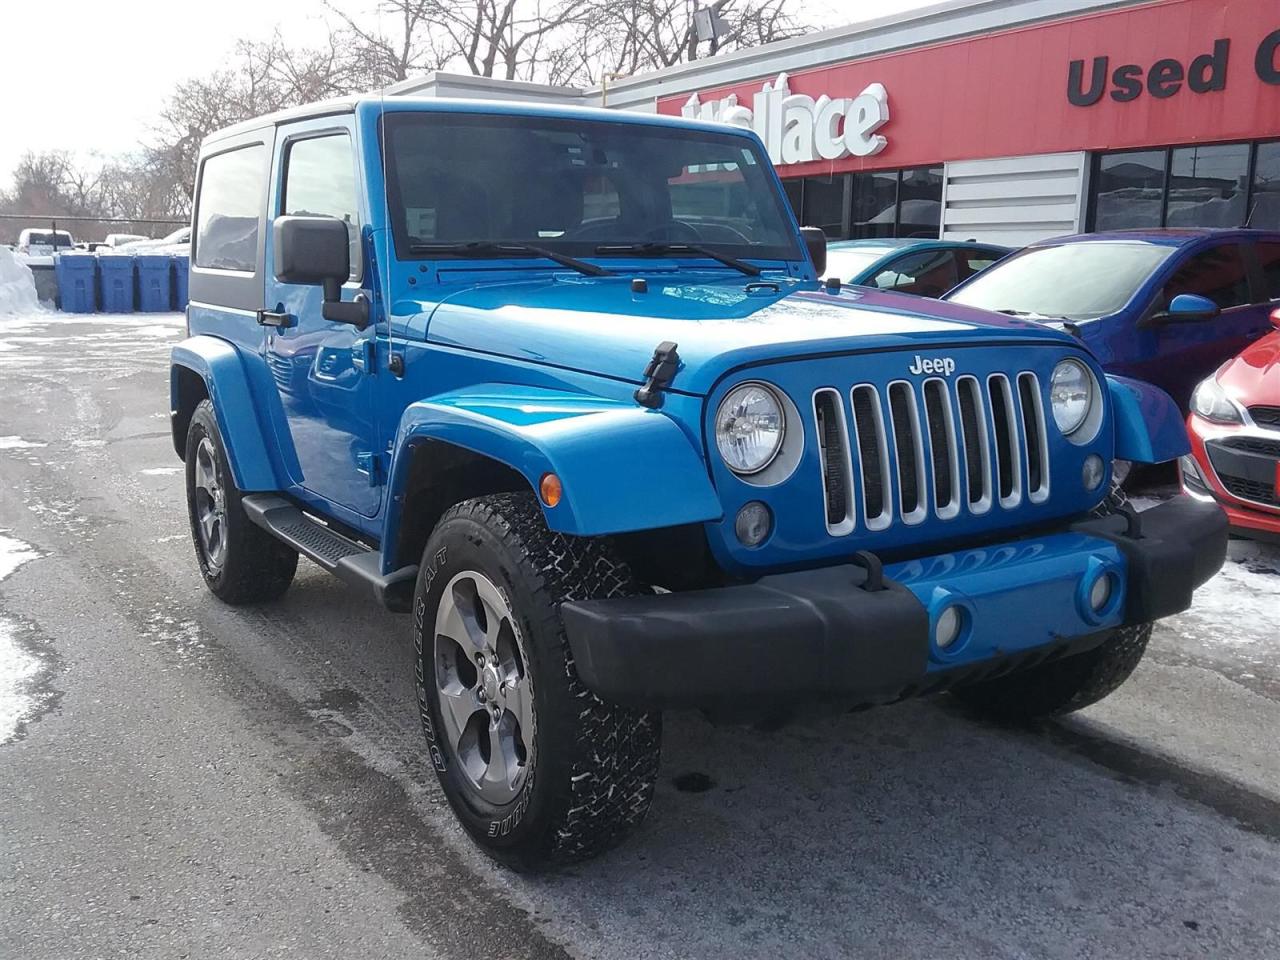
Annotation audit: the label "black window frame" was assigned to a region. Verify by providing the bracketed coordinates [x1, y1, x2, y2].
[1088, 138, 1280, 232]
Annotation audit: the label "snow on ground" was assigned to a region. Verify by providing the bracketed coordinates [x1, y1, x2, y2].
[0, 247, 40, 315]
[0, 437, 47, 450]
[0, 533, 39, 581]
[1169, 538, 1280, 655]
[0, 532, 43, 743]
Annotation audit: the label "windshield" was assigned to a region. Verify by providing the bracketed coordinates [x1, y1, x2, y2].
[948, 242, 1176, 320]
[383, 113, 801, 263]
[825, 248, 891, 281]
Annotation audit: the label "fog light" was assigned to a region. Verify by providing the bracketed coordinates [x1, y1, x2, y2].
[734, 501, 772, 547]
[935, 605, 963, 649]
[1089, 573, 1114, 612]
[1082, 454, 1105, 491]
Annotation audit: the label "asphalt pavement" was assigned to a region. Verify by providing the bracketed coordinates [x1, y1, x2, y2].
[1, 309, 1278, 960]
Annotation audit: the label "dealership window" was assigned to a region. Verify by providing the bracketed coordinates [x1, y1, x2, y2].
[801, 174, 846, 238]
[1088, 140, 1280, 232]
[785, 165, 942, 240]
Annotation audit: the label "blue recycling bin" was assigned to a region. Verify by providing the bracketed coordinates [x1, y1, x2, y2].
[55, 253, 97, 312]
[171, 254, 190, 310]
[135, 254, 172, 312]
[97, 255, 136, 312]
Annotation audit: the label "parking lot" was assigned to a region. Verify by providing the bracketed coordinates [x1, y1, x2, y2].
[2, 308, 1279, 959]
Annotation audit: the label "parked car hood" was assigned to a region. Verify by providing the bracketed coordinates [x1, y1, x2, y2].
[416, 274, 1079, 396]
[1219, 330, 1280, 405]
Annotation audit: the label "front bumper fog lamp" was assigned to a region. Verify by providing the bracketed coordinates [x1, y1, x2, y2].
[1082, 454, 1105, 491]
[734, 501, 772, 547]
[1088, 573, 1114, 612]
[935, 605, 964, 650]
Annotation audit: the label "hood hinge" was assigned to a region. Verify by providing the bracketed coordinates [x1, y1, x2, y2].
[634, 341, 681, 409]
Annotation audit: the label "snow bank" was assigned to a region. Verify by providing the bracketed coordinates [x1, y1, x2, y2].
[0, 247, 40, 315]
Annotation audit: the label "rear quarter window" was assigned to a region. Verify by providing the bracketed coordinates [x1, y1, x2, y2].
[195, 144, 267, 272]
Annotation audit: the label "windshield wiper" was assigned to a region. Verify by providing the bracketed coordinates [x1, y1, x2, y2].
[594, 242, 761, 277]
[408, 241, 613, 277]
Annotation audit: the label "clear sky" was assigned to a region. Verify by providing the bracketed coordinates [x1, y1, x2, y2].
[0, 0, 942, 184]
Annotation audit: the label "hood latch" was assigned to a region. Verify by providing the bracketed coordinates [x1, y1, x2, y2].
[634, 341, 680, 409]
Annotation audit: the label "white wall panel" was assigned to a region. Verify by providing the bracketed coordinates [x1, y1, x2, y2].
[940, 152, 1087, 246]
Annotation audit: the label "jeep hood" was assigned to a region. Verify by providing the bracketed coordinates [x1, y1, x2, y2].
[412, 274, 1079, 396]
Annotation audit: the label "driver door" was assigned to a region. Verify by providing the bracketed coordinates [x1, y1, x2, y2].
[262, 119, 383, 519]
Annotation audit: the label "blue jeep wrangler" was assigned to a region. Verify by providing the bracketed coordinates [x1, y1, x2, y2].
[171, 96, 1227, 869]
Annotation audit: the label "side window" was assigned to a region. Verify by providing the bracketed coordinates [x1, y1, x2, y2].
[195, 144, 266, 272]
[283, 134, 361, 281]
[957, 248, 1001, 280]
[1256, 242, 1280, 301]
[871, 250, 958, 297]
[1160, 243, 1250, 310]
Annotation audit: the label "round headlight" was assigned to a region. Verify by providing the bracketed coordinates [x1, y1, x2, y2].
[1050, 359, 1094, 436]
[715, 382, 785, 475]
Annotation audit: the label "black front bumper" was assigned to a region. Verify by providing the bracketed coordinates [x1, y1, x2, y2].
[560, 496, 1227, 710]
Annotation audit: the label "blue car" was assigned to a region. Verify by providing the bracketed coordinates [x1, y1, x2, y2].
[947, 229, 1280, 411]
[172, 97, 1225, 869]
[824, 238, 1009, 297]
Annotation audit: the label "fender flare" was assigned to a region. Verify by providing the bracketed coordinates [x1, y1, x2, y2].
[382, 384, 722, 549]
[170, 336, 278, 490]
[1106, 374, 1190, 464]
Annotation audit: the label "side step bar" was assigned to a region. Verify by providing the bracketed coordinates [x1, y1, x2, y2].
[241, 494, 417, 613]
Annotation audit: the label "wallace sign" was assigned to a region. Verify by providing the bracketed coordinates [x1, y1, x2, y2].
[680, 72, 890, 166]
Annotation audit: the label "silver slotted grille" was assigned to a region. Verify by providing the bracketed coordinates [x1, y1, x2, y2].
[817, 372, 1051, 534]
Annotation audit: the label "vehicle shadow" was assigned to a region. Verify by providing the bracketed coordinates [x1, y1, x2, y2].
[274, 568, 1280, 960]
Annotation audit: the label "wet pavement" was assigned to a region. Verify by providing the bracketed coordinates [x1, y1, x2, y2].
[1, 309, 1278, 959]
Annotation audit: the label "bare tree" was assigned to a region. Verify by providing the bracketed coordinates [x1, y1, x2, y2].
[570, 0, 802, 83]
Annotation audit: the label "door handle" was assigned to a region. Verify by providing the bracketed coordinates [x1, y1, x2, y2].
[257, 309, 294, 328]
[351, 338, 376, 373]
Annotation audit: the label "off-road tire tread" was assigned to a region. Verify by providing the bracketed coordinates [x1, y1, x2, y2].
[429, 493, 660, 867]
[952, 481, 1153, 722]
[186, 401, 298, 605]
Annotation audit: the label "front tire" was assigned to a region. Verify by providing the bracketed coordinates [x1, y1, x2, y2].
[414, 493, 661, 871]
[184, 400, 298, 604]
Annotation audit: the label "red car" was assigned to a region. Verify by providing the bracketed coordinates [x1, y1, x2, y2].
[1182, 308, 1280, 542]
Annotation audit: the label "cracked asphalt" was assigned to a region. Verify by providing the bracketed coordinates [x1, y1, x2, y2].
[1, 310, 1278, 959]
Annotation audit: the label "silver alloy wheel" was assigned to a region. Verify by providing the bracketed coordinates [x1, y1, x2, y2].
[434, 570, 534, 806]
[192, 435, 227, 573]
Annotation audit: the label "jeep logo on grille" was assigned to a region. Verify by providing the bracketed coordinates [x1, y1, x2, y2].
[908, 355, 956, 376]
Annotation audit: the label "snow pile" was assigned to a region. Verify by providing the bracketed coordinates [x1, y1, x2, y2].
[0, 532, 43, 744]
[0, 247, 40, 315]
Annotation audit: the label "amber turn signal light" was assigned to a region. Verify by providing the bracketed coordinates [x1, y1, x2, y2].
[539, 472, 563, 507]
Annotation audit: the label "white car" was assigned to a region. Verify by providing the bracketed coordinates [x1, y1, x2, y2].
[16, 228, 75, 256]
[101, 233, 149, 249]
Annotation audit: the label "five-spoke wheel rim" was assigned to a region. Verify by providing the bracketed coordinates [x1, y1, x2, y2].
[192, 436, 227, 573]
[434, 570, 534, 805]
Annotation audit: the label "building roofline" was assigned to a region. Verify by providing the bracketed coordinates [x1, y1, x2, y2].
[594, 0, 1155, 108]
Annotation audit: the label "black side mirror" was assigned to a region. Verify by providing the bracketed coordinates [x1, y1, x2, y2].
[799, 226, 826, 278]
[273, 215, 368, 328]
